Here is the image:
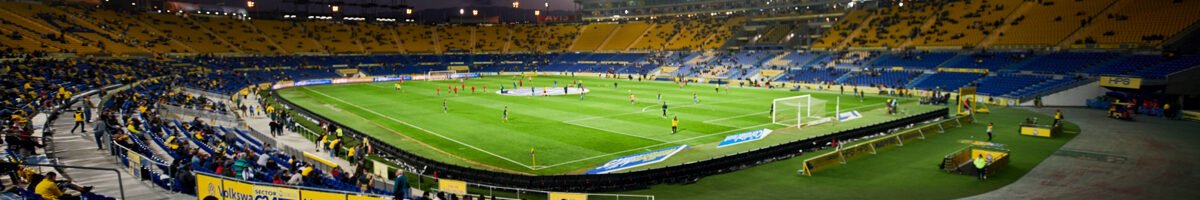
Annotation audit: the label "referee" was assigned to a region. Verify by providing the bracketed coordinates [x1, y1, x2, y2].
[662, 102, 668, 117]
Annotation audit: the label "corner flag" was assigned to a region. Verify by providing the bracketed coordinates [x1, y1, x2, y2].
[531, 147, 536, 168]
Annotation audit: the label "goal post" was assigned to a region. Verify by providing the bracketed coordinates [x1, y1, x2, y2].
[772, 95, 830, 127]
[427, 70, 459, 81]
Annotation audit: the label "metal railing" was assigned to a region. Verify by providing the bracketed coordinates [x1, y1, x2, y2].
[158, 104, 240, 123]
[0, 162, 127, 200]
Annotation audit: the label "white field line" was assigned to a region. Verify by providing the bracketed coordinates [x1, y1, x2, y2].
[562, 121, 670, 143]
[302, 87, 535, 169]
[564, 99, 746, 123]
[538, 102, 889, 169]
[537, 122, 776, 169]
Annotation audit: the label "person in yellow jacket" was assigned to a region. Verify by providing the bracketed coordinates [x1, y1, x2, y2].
[127, 123, 142, 134]
[71, 109, 86, 133]
[318, 134, 328, 153]
[166, 135, 179, 150]
[671, 116, 679, 135]
[974, 155, 987, 180]
[328, 138, 341, 158]
[36, 172, 66, 200]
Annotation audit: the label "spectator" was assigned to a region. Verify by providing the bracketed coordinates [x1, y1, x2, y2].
[35, 172, 91, 200]
[393, 169, 409, 200]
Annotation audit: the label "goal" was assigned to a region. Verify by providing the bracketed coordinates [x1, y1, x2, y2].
[771, 95, 829, 127]
[426, 70, 459, 81]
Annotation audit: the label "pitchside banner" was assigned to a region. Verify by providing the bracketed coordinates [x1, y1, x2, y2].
[837, 111, 863, 121]
[273, 74, 481, 89]
[802, 151, 843, 176]
[549, 192, 588, 200]
[717, 129, 773, 148]
[197, 173, 386, 200]
[584, 145, 689, 174]
[870, 136, 902, 152]
[439, 179, 468, 195]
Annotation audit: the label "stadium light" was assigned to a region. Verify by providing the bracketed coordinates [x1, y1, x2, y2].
[472, 9, 478, 16]
[406, 8, 413, 15]
[513, 1, 519, 8]
[534, 10, 540, 16]
[247, 1, 255, 8]
[331, 5, 339, 12]
[459, 8, 464, 15]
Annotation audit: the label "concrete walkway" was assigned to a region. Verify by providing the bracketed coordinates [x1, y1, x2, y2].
[49, 96, 190, 200]
[964, 107, 1200, 199]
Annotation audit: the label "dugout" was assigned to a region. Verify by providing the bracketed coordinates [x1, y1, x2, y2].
[941, 146, 1010, 178]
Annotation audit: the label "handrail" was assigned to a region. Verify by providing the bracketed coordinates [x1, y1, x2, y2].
[1, 162, 126, 200]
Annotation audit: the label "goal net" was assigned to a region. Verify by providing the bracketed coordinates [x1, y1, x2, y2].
[772, 95, 829, 127]
[426, 70, 459, 81]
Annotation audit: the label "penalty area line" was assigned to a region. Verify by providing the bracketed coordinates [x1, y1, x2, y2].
[301, 87, 537, 170]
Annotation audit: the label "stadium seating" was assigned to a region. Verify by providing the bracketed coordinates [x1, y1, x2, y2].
[850, 3, 939, 47]
[703, 17, 747, 49]
[1129, 54, 1200, 78]
[349, 23, 401, 53]
[474, 25, 508, 52]
[509, 24, 543, 52]
[61, 6, 191, 53]
[909, 72, 984, 91]
[600, 21, 651, 50]
[0, 3, 105, 53]
[394, 25, 436, 53]
[140, 13, 239, 53]
[1008, 52, 1118, 74]
[542, 24, 580, 51]
[437, 25, 474, 52]
[758, 23, 795, 45]
[629, 21, 680, 51]
[253, 19, 325, 53]
[912, 0, 1021, 47]
[869, 52, 957, 70]
[780, 67, 850, 84]
[195, 17, 282, 53]
[814, 10, 870, 49]
[939, 52, 1026, 71]
[995, 0, 1116, 46]
[1079, 54, 1164, 76]
[570, 23, 618, 51]
[839, 69, 921, 88]
[974, 74, 1052, 96]
[1074, 0, 1200, 46]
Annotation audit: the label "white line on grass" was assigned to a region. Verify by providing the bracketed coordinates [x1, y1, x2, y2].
[561, 121, 669, 143]
[536, 122, 776, 169]
[538, 102, 888, 169]
[564, 99, 747, 123]
[301, 87, 536, 170]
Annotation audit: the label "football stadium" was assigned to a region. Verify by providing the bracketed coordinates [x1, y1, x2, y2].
[2, 0, 1199, 199]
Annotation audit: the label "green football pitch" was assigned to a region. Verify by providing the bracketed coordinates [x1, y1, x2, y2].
[277, 75, 941, 175]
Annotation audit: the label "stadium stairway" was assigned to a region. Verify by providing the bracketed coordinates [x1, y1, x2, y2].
[905, 72, 933, 88]
[50, 96, 189, 200]
[833, 72, 854, 83]
[236, 93, 430, 196]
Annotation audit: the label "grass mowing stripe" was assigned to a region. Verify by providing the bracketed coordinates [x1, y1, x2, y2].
[301, 87, 537, 169]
